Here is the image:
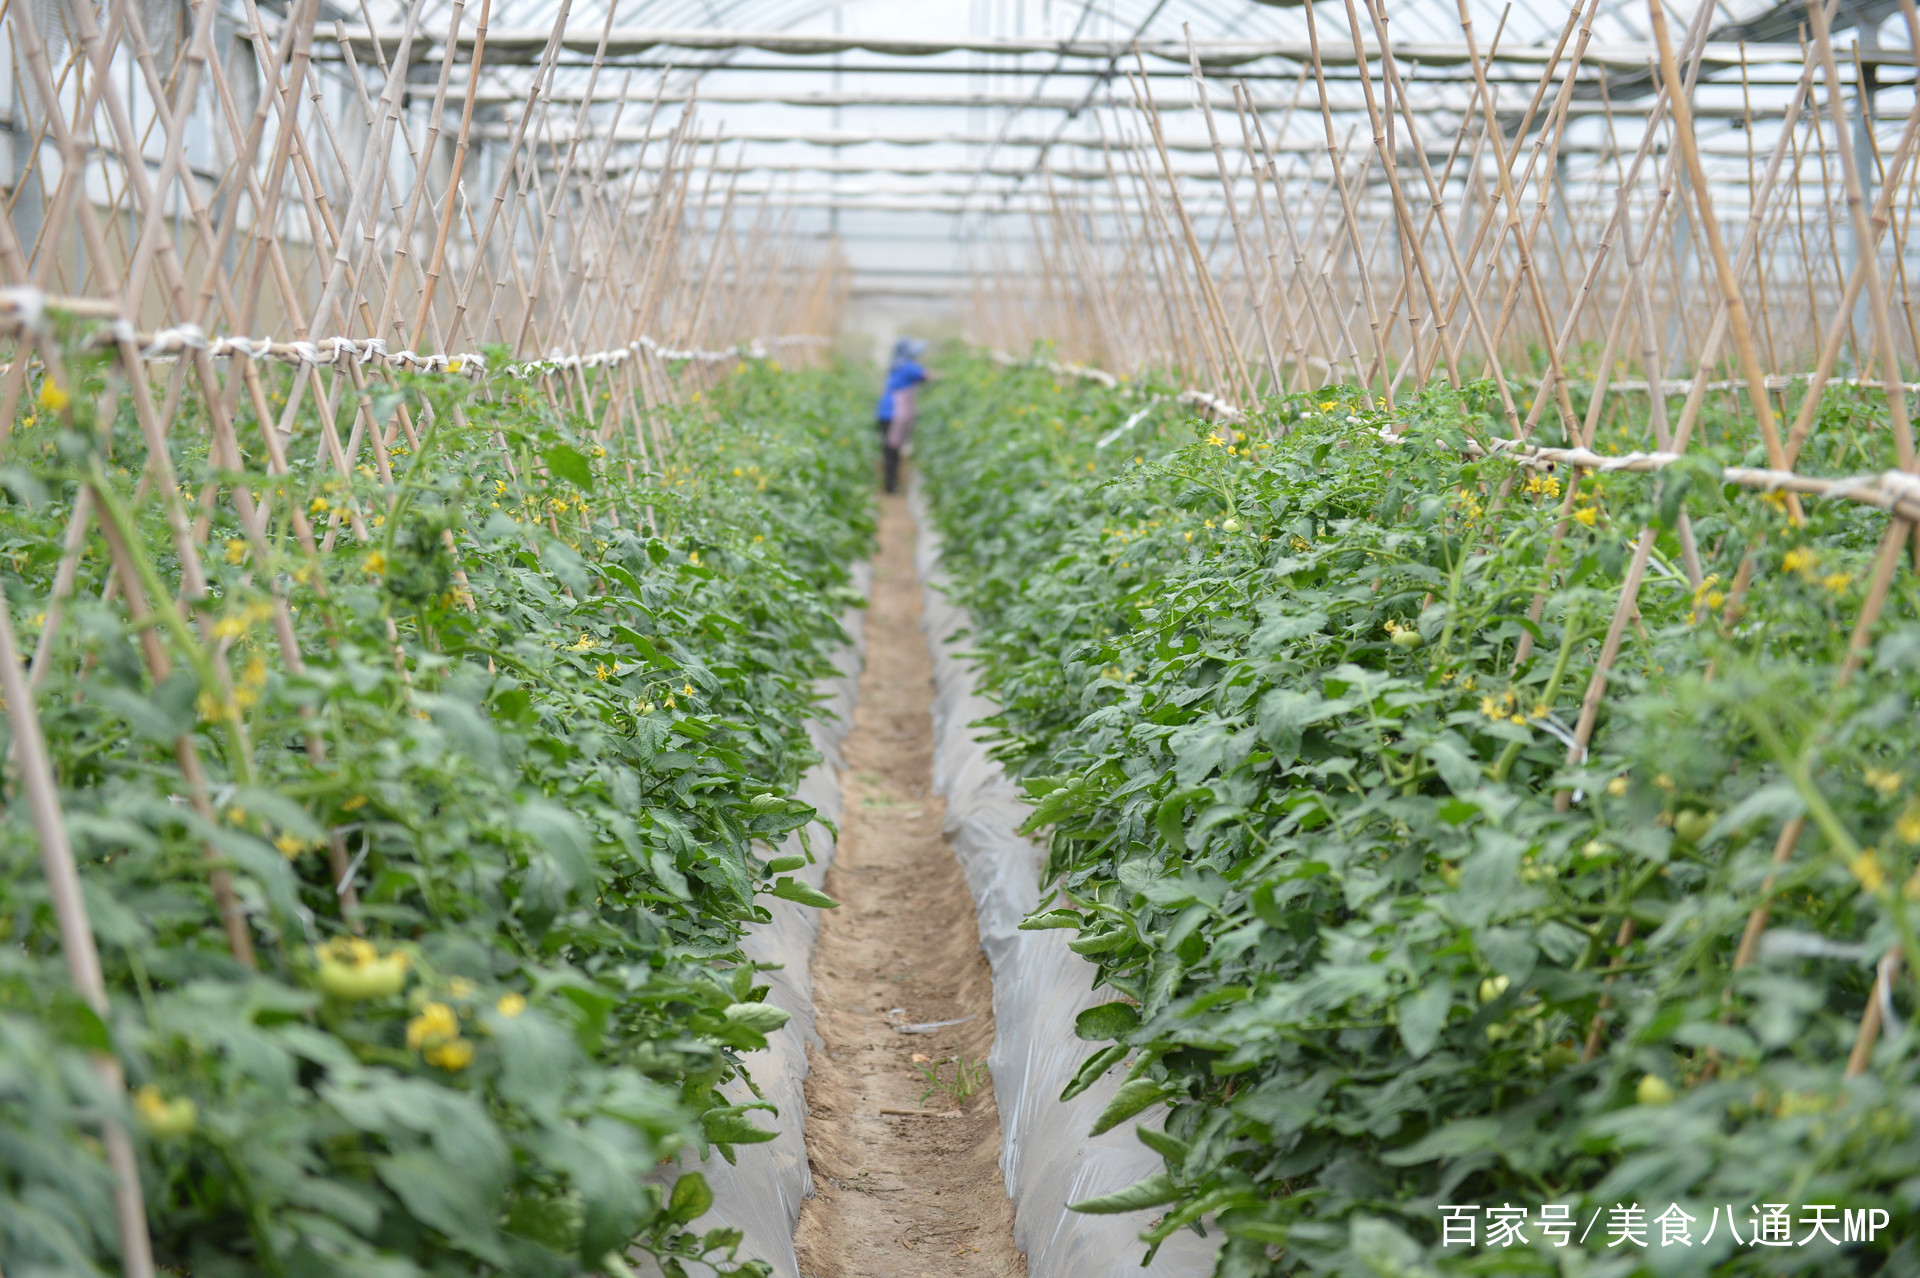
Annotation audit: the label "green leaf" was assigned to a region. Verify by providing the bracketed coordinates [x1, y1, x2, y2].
[544, 443, 596, 490]
[1018, 908, 1083, 930]
[1135, 1124, 1189, 1166]
[665, 1172, 713, 1226]
[1062, 1044, 1129, 1101]
[1256, 688, 1346, 765]
[520, 800, 596, 895]
[703, 1107, 779, 1146]
[1153, 786, 1211, 853]
[42, 990, 112, 1052]
[378, 1150, 509, 1265]
[767, 876, 837, 909]
[1089, 1078, 1168, 1136]
[1379, 1117, 1501, 1167]
[1068, 1172, 1180, 1214]
[1074, 1002, 1140, 1041]
[91, 673, 199, 744]
[1396, 980, 1452, 1060]
[722, 1002, 791, 1034]
[232, 786, 327, 842]
[1655, 469, 1692, 529]
[0, 465, 49, 506]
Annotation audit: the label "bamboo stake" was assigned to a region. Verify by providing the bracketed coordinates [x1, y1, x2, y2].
[1303, 0, 1392, 406]
[0, 579, 157, 1278]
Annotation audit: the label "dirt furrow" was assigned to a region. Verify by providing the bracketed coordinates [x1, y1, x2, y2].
[791, 488, 1024, 1278]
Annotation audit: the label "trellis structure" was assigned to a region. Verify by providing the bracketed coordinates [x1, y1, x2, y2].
[972, 0, 1920, 1107]
[5, 0, 1920, 1271]
[0, 1, 844, 1270]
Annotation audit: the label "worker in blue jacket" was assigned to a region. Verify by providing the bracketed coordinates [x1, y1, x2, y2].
[876, 337, 929, 494]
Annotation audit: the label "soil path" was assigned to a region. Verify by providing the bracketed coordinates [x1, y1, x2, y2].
[791, 490, 1025, 1278]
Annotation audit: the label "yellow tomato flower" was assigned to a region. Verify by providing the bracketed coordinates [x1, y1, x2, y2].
[362, 551, 387, 576]
[274, 832, 309, 859]
[595, 662, 612, 681]
[1522, 472, 1561, 499]
[225, 539, 247, 565]
[36, 380, 70, 413]
[1851, 849, 1888, 895]
[1572, 507, 1598, 527]
[1896, 800, 1920, 845]
[1782, 547, 1817, 575]
[496, 993, 527, 1018]
[424, 1037, 474, 1070]
[1866, 767, 1903, 799]
[406, 1002, 459, 1050]
[1606, 776, 1630, 797]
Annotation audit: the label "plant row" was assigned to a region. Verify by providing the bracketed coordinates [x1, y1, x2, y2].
[1, 344, 871, 1277]
[917, 351, 1920, 1277]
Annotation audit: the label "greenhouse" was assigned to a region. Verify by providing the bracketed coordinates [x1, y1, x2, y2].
[2, 0, 1918, 1274]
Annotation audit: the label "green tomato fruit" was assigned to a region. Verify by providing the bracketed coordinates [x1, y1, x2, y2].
[1637, 1074, 1676, 1106]
[318, 955, 408, 1001]
[1478, 975, 1511, 1003]
[1391, 629, 1425, 649]
[135, 1086, 198, 1139]
[1673, 809, 1716, 844]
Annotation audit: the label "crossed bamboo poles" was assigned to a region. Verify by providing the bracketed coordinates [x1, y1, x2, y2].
[0, 0, 847, 1271]
[977, 0, 1920, 1120]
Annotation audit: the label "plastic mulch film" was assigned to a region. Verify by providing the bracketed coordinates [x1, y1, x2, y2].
[638, 563, 871, 1278]
[909, 481, 1212, 1277]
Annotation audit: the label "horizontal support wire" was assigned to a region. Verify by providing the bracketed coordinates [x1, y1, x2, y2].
[0, 288, 828, 381]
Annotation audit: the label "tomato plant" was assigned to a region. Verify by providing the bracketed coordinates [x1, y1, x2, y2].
[921, 352, 1920, 1276]
[0, 345, 872, 1277]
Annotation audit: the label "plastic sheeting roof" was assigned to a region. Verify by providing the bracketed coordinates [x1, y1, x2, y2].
[331, 1, 1918, 296]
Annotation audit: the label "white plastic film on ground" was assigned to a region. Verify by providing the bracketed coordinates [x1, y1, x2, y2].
[637, 563, 870, 1278]
[909, 480, 1213, 1277]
